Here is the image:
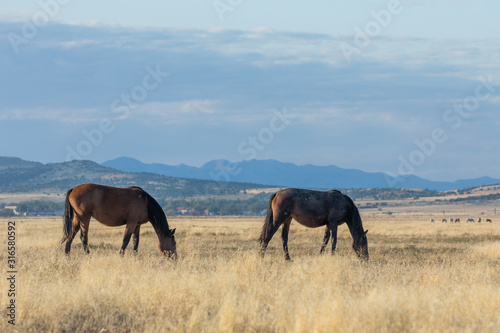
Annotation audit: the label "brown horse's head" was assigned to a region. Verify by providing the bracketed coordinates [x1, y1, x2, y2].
[352, 229, 369, 261]
[159, 228, 177, 259]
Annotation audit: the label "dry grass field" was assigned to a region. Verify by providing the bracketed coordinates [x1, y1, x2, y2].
[1, 211, 499, 332]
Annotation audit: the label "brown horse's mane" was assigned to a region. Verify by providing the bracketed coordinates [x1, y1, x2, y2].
[134, 187, 171, 237]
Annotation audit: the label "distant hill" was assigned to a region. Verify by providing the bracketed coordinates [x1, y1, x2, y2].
[0, 157, 272, 198]
[102, 157, 500, 191]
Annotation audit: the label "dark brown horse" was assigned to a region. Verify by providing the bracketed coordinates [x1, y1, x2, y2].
[259, 188, 368, 261]
[62, 183, 176, 258]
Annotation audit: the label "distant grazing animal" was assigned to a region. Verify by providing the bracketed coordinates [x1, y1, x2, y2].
[455, 218, 460, 223]
[478, 218, 481, 223]
[466, 218, 475, 223]
[450, 218, 454, 223]
[441, 218, 447, 223]
[430, 218, 435, 223]
[259, 188, 368, 261]
[62, 183, 177, 258]
[486, 219, 492, 223]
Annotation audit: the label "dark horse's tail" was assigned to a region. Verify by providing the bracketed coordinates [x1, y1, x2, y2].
[61, 188, 74, 243]
[259, 192, 276, 244]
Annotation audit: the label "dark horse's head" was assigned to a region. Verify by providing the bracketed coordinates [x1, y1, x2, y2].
[353, 230, 369, 261]
[159, 228, 177, 259]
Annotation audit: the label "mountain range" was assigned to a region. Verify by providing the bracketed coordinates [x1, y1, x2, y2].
[102, 157, 500, 191]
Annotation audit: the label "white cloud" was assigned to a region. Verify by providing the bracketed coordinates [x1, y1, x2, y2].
[0, 107, 103, 123]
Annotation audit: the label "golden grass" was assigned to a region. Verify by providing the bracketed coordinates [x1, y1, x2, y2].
[470, 241, 500, 259]
[0, 215, 499, 332]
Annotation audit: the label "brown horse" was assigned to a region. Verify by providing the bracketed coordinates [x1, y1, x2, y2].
[259, 188, 368, 261]
[62, 183, 176, 258]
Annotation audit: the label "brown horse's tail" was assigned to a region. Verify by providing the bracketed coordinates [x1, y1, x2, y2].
[259, 192, 276, 244]
[61, 188, 74, 243]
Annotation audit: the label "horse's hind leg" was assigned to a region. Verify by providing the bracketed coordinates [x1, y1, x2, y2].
[329, 219, 339, 254]
[120, 223, 138, 256]
[79, 231, 89, 254]
[320, 226, 330, 254]
[132, 225, 141, 252]
[79, 216, 91, 254]
[65, 219, 81, 255]
[281, 217, 292, 260]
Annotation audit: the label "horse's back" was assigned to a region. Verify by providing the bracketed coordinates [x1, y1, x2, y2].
[274, 188, 348, 227]
[69, 183, 148, 225]
[72, 183, 144, 199]
[275, 188, 345, 207]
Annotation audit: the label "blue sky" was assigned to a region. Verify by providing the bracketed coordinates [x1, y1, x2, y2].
[0, 0, 499, 182]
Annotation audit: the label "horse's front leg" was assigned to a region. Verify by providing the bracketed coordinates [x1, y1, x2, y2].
[132, 225, 141, 252]
[320, 226, 330, 254]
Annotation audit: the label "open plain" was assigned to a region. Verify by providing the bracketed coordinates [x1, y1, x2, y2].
[1, 208, 499, 332]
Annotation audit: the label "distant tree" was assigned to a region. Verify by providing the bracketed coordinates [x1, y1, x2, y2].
[0, 208, 15, 217]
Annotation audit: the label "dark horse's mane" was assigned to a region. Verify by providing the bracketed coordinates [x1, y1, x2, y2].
[134, 187, 170, 236]
[342, 194, 364, 236]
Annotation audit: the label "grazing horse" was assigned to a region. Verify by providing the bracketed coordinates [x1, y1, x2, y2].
[62, 183, 177, 258]
[455, 218, 461, 223]
[486, 219, 492, 223]
[466, 218, 475, 223]
[259, 188, 368, 261]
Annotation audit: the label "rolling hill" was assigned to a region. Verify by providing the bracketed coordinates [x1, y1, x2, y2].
[0, 157, 272, 199]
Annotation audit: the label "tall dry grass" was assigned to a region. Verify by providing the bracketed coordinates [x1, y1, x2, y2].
[0, 216, 499, 332]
